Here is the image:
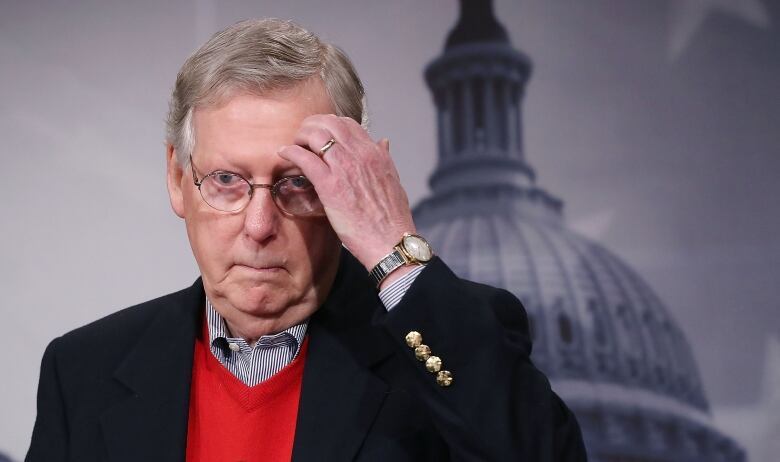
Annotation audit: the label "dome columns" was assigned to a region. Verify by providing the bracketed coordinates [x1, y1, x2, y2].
[425, 45, 535, 194]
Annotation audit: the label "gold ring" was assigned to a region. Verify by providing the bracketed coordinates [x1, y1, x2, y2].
[318, 138, 336, 156]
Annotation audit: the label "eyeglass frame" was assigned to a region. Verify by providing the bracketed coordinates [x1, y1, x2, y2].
[188, 154, 324, 217]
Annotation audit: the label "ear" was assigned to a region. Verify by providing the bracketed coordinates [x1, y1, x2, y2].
[166, 143, 186, 218]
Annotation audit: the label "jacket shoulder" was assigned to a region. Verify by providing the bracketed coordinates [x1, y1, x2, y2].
[460, 279, 530, 329]
[419, 260, 532, 342]
[52, 282, 200, 362]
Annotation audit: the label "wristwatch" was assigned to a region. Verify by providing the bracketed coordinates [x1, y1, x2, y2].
[369, 233, 434, 287]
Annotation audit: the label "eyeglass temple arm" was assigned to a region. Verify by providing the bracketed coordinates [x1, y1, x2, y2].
[189, 155, 203, 187]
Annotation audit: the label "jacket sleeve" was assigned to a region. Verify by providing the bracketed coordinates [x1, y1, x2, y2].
[26, 338, 68, 462]
[382, 258, 587, 461]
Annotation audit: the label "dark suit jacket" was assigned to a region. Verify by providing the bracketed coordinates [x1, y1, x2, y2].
[26, 251, 586, 461]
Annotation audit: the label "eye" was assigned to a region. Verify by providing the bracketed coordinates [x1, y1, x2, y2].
[215, 172, 240, 185]
[274, 176, 322, 216]
[276, 176, 315, 197]
[289, 176, 312, 189]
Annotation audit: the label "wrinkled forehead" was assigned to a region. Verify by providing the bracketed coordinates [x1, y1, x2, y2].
[189, 81, 333, 175]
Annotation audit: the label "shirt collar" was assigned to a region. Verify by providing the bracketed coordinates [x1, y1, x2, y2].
[205, 299, 308, 352]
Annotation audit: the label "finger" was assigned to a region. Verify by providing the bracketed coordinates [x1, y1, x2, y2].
[296, 114, 369, 154]
[336, 116, 366, 135]
[276, 144, 330, 184]
[300, 114, 352, 141]
[293, 124, 338, 156]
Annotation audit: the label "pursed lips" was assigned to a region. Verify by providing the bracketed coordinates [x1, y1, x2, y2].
[234, 262, 286, 273]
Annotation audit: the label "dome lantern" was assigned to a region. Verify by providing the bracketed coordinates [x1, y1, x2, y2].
[424, 0, 544, 205]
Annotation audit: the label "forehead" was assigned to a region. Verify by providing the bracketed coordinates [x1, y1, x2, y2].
[192, 79, 334, 169]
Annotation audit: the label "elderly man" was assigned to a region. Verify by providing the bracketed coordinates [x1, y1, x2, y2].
[27, 19, 586, 462]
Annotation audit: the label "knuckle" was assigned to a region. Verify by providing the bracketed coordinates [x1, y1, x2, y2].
[339, 116, 359, 128]
[322, 113, 341, 128]
[300, 114, 322, 128]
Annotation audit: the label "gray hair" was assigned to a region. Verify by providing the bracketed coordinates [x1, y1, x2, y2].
[166, 18, 366, 165]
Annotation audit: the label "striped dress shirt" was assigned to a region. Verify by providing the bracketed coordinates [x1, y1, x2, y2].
[207, 264, 426, 386]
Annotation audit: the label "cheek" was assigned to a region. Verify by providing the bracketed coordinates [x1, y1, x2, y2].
[185, 208, 243, 273]
[293, 221, 340, 268]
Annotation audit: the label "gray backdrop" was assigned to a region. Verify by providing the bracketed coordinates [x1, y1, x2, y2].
[1, 0, 777, 460]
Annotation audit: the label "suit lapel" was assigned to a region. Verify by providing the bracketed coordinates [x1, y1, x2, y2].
[100, 280, 203, 462]
[292, 251, 397, 462]
[96, 253, 394, 461]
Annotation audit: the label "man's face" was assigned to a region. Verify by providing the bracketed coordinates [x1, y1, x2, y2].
[167, 79, 341, 338]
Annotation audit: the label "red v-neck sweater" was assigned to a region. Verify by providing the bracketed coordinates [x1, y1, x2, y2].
[185, 324, 310, 462]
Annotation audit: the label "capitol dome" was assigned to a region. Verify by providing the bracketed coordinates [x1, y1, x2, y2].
[413, 1, 745, 460]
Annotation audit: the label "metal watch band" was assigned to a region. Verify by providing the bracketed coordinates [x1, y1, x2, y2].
[369, 250, 407, 287]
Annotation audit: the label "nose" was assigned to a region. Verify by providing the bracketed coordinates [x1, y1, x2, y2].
[242, 186, 280, 244]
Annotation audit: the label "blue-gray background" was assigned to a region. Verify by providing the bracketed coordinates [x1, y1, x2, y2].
[1, 0, 777, 460]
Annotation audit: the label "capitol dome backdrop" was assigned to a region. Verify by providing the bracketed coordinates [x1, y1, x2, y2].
[411, 1, 775, 460]
[2, 1, 778, 461]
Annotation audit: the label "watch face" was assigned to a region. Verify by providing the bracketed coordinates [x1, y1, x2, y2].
[402, 234, 433, 262]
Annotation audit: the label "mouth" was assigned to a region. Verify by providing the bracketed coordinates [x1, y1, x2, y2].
[235, 264, 285, 272]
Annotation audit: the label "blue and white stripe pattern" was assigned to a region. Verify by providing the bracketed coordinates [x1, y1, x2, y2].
[378, 265, 426, 310]
[206, 301, 307, 387]
[206, 265, 425, 386]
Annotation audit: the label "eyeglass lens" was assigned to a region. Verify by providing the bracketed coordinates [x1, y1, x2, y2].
[199, 172, 323, 216]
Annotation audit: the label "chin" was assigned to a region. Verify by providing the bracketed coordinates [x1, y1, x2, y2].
[229, 284, 293, 317]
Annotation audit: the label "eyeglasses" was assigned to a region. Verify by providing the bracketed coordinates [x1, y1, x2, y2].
[189, 155, 325, 217]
